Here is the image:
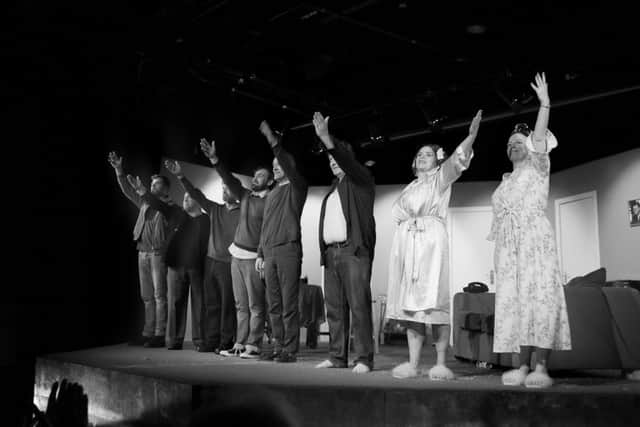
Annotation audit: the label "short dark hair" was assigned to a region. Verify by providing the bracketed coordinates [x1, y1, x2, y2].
[253, 166, 273, 180]
[151, 174, 171, 189]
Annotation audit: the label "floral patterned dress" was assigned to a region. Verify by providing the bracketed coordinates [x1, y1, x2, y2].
[386, 147, 471, 325]
[489, 131, 571, 352]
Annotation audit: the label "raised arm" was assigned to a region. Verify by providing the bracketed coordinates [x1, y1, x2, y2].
[440, 109, 482, 189]
[108, 151, 142, 208]
[313, 112, 374, 187]
[529, 72, 551, 153]
[164, 159, 216, 214]
[259, 121, 307, 190]
[199, 137, 247, 199]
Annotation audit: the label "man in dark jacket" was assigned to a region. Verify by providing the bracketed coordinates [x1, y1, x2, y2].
[108, 151, 177, 348]
[164, 159, 241, 353]
[312, 112, 376, 373]
[255, 120, 309, 363]
[128, 175, 209, 350]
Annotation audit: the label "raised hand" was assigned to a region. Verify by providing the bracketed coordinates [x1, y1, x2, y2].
[199, 138, 217, 159]
[530, 72, 550, 106]
[126, 175, 147, 195]
[108, 151, 122, 170]
[468, 109, 482, 137]
[42, 379, 89, 427]
[164, 159, 182, 176]
[312, 112, 330, 139]
[259, 120, 278, 147]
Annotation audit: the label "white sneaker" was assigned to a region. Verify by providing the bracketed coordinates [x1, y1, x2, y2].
[220, 344, 244, 357]
[240, 349, 261, 359]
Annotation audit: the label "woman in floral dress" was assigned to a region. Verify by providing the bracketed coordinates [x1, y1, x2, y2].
[386, 110, 482, 380]
[489, 73, 571, 388]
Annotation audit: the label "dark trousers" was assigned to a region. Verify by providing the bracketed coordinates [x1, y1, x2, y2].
[167, 266, 203, 347]
[324, 245, 374, 368]
[202, 257, 236, 349]
[264, 244, 301, 354]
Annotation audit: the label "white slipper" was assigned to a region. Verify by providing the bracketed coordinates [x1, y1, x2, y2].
[315, 359, 335, 369]
[428, 364, 455, 381]
[352, 363, 371, 374]
[502, 368, 528, 386]
[525, 370, 553, 388]
[392, 362, 418, 379]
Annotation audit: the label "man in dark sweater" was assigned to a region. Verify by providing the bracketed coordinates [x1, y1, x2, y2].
[255, 121, 309, 363]
[108, 151, 176, 348]
[128, 175, 209, 350]
[199, 137, 273, 359]
[312, 112, 376, 373]
[164, 159, 241, 354]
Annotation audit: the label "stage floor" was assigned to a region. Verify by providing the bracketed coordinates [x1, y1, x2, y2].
[35, 342, 640, 426]
[40, 341, 640, 392]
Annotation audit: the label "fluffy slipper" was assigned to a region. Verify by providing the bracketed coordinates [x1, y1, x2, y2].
[315, 360, 335, 369]
[352, 363, 371, 374]
[626, 370, 640, 381]
[428, 365, 455, 381]
[524, 370, 553, 388]
[502, 368, 528, 386]
[392, 362, 418, 379]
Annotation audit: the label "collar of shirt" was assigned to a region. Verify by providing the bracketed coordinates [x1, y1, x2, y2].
[250, 190, 268, 198]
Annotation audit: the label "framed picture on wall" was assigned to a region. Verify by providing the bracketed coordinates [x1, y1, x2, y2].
[629, 199, 640, 227]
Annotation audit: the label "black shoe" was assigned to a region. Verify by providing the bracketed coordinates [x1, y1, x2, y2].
[260, 351, 281, 361]
[144, 335, 165, 348]
[275, 352, 296, 363]
[128, 335, 150, 346]
[167, 343, 183, 350]
[196, 344, 217, 353]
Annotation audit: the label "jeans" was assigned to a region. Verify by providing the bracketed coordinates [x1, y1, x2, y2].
[230, 257, 266, 350]
[138, 251, 167, 337]
[263, 244, 302, 354]
[203, 257, 236, 349]
[166, 266, 204, 346]
[324, 244, 374, 368]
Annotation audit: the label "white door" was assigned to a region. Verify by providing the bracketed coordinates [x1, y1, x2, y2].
[448, 207, 496, 296]
[555, 191, 601, 283]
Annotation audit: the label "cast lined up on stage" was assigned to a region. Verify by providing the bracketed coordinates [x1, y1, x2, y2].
[109, 73, 572, 386]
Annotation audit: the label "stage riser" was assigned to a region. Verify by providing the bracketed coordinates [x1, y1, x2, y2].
[35, 358, 639, 427]
[35, 358, 192, 426]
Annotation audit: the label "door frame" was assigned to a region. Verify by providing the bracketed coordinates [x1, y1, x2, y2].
[554, 190, 600, 280]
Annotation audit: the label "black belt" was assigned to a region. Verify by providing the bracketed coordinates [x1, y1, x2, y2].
[326, 240, 350, 248]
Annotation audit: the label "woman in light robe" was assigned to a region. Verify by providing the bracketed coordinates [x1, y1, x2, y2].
[386, 110, 482, 380]
[489, 73, 571, 388]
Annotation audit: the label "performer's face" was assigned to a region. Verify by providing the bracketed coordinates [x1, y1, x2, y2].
[507, 133, 528, 163]
[251, 168, 272, 192]
[150, 177, 169, 197]
[327, 154, 344, 178]
[183, 192, 200, 212]
[413, 146, 438, 173]
[272, 158, 285, 181]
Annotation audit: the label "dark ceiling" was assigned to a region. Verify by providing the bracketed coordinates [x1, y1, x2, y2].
[16, 0, 640, 185]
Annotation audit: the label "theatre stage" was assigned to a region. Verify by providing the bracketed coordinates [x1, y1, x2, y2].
[34, 341, 639, 427]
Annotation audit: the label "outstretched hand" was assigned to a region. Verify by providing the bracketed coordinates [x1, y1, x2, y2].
[259, 120, 279, 147]
[199, 138, 217, 159]
[38, 379, 89, 427]
[107, 151, 122, 170]
[530, 72, 550, 105]
[126, 175, 147, 196]
[468, 109, 482, 137]
[164, 159, 182, 176]
[312, 112, 330, 139]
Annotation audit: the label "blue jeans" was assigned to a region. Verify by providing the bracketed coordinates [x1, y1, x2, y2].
[138, 251, 167, 337]
[230, 257, 266, 350]
[324, 245, 374, 368]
